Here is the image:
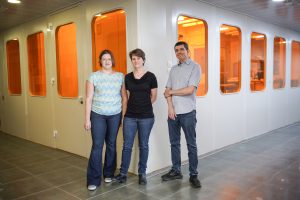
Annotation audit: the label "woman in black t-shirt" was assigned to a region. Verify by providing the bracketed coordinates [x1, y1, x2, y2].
[116, 48, 157, 185]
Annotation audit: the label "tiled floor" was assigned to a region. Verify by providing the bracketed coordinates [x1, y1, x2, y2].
[1, 123, 300, 200]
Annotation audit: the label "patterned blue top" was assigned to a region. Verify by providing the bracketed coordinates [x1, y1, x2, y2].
[88, 71, 123, 115]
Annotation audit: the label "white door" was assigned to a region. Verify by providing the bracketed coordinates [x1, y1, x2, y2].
[48, 6, 87, 157]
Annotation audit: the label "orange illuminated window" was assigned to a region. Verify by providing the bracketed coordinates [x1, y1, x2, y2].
[291, 40, 300, 87]
[27, 32, 46, 96]
[220, 24, 241, 93]
[273, 37, 286, 89]
[92, 9, 127, 74]
[6, 39, 22, 95]
[250, 32, 266, 91]
[55, 23, 78, 97]
[177, 15, 208, 96]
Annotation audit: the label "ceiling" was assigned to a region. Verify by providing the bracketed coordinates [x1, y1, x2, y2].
[0, 0, 300, 33]
[0, 0, 82, 32]
[197, 0, 300, 33]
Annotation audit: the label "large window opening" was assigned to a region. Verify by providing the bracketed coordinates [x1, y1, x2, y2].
[273, 36, 286, 89]
[55, 23, 78, 97]
[91, 9, 127, 74]
[6, 39, 22, 95]
[177, 15, 208, 96]
[220, 24, 242, 94]
[250, 32, 266, 91]
[27, 32, 46, 96]
[291, 40, 300, 88]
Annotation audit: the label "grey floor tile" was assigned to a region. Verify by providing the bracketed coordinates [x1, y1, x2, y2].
[17, 188, 79, 200]
[0, 160, 14, 171]
[21, 159, 71, 175]
[36, 166, 85, 186]
[5, 153, 52, 167]
[1, 177, 52, 200]
[89, 186, 158, 200]
[0, 167, 31, 184]
[1, 122, 300, 200]
[58, 155, 88, 170]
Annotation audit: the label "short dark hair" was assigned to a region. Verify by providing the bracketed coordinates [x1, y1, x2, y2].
[99, 49, 115, 67]
[129, 48, 146, 63]
[174, 41, 189, 51]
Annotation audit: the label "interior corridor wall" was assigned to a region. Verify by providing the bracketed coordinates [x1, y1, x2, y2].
[0, 34, 3, 132]
[137, 0, 300, 173]
[0, 0, 300, 175]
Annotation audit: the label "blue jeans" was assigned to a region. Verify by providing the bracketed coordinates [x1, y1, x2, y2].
[168, 110, 198, 176]
[120, 117, 154, 175]
[87, 111, 121, 186]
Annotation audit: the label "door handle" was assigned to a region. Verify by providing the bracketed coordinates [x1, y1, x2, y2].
[78, 96, 83, 104]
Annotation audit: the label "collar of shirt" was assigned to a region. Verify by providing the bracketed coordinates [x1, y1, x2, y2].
[178, 58, 192, 66]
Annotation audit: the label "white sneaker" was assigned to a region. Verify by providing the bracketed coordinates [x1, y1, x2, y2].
[87, 185, 97, 191]
[104, 177, 112, 183]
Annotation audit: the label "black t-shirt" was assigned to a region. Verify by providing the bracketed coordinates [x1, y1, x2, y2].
[125, 71, 158, 118]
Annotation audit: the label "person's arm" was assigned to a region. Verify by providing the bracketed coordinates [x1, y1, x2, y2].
[84, 81, 94, 130]
[164, 85, 196, 97]
[121, 83, 128, 118]
[164, 87, 176, 120]
[150, 88, 157, 104]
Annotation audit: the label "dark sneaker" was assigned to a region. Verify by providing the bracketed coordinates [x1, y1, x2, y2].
[161, 169, 183, 181]
[115, 174, 127, 183]
[139, 174, 147, 185]
[189, 175, 201, 188]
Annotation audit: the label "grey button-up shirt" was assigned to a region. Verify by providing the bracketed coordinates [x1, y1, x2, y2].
[166, 59, 201, 114]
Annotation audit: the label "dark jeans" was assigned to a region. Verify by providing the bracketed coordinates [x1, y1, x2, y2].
[120, 117, 154, 176]
[168, 110, 198, 176]
[87, 111, 121, 186]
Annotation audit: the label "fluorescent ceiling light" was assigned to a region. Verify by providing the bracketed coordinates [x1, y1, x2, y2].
[7, 0, 21, 4]
[272, 0, 285, 2]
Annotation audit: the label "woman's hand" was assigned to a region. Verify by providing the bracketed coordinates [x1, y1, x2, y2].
[84, 120, 91, 131]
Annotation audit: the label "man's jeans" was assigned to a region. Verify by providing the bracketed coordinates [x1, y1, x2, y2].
[167, 110, 198, 176]
[87, 111, 121, 186]
[120, 117, 154, 175]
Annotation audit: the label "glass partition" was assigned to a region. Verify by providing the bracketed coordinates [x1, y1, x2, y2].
[177, 15, 208, 96]
[273, 37, 286, 89]
[250, 32, 266, 91]
[6, 39, 22, 95]
[91, 9, 127, 74]
[27, 32, 46, 96]
[220, 24, 241, 93]
[55, 23, 78, 97]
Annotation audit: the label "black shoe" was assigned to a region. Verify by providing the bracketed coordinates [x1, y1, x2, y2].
[139, 174, 147, 185]
[115, 174, 127, 183]
[161, 169, 183, 181]
[189, 175, 201, 188]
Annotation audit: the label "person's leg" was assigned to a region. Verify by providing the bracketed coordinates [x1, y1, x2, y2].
[181, 110, 201, 188]
[167, 117, 181, 172]
[180, 111, 198, 175]
[161, 117, 183, 181]
[119, 117, 137, 176]
[180, 110, 198, 176]
[103, 112, 121, 179]
[137, 117, 154, 175]
[87, 112, 106, 187]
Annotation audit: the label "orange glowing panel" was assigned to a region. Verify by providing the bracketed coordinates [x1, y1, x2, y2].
[177, 15, 208, 96]
[273, 37, 286, 89]
[291, 41, 300, 87]
[250, 32, 266, 91]
[220, 24, 242, 94]
[6, 39, 22, 95]
[55, 23, 78, 98]
[27, 32, 46, 96]
[91, 9, 127, 74]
